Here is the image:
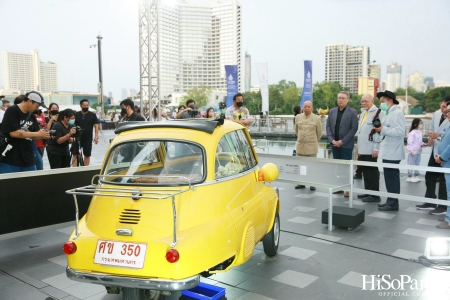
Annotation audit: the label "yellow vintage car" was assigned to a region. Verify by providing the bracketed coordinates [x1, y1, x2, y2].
[64, 119, 280, 299]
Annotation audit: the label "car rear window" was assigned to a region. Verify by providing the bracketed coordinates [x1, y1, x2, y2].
[102, 140, 205, 185]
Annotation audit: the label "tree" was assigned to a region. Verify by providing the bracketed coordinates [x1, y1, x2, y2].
[423, 87, 450, 112]
[242, 91, 262, 115]
[312, 81, 345, 110]
[394, 86, 416, 96]
[182, 85, 211, 107]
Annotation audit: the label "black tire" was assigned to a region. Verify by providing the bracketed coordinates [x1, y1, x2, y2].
[263, 211, 280, 257]
[122, 288, 146, 300]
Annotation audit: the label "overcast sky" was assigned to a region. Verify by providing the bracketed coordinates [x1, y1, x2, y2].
[1, 0, 449, 100]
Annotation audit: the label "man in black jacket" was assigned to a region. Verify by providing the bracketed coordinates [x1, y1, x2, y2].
[120, 99, 145, 122]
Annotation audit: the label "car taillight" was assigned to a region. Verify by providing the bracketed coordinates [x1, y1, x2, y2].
[63, 242, 77, 255]
[166, 249, 179, 263]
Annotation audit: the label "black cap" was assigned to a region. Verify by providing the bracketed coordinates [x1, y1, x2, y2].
[376, 90, 398, 105]
[219, 102, 226, 108]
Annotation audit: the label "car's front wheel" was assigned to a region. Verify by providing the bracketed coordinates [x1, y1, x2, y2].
[263, 211, 280, 256]
[122, 288, 146, 300]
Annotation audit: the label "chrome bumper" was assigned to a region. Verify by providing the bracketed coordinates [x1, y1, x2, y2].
[66, 267, 200, 291]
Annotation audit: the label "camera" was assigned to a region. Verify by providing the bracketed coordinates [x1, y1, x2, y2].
[372, 118, 381, 128]
[188, 109, 199, 117]
[369, 108, 382, 141]
[48, 129, 56, 136]
[73, 126, 84, 139]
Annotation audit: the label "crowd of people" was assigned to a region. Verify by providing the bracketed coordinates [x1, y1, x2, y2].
[0, 92, 99, 174]
[293, 90, 450, 229]
[0, 92, 251, 174]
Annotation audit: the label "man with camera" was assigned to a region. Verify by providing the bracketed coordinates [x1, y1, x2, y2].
[74, 99, 99, 166]
[176, 99, 201, 119]
[120, 99, 145, 122]
[374, 90, 406, 211]
[225, 93, 252, 126]
[416, 96, 450, 215]
[0, 91, 50, 174]
[356, 94, 384, 203]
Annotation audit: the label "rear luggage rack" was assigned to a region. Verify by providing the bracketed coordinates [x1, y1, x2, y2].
[66, 174, 195, 248]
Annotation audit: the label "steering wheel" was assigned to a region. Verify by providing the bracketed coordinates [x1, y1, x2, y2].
[215, 152, 242, 177]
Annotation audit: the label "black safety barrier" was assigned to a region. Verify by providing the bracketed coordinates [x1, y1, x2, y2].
[0, 166, 101, 234]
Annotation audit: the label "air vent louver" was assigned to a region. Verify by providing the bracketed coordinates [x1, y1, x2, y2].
[119, 209, 141, 224]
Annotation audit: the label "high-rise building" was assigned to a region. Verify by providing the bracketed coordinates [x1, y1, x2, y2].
[245, 51, 251, 92]
[40, 61, 58, 93]
[121, 88, 127, 100]
[129, 88, 138, 98]
[386, 62, 402, 92]
[368, 62, 381, 92]
[409, 72, 426, 93]
[357, 77, 379, 97]
[325, 44, 369, 94]
[157, 0, 241, 99]
[424, 77, 435, 89]
[2, 50, 58, 93]
[2, 50, 39, 91]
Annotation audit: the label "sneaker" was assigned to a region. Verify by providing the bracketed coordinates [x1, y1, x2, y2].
[415, 176, 422, 182]
[429, 207, 447, 215]
[416, 203, 437, 210]
[406, 177, 413, 182]
[410, 177, 419, 183]
[436, 222, 450, 229]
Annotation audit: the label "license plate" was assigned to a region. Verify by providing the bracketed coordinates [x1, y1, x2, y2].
[94, 240, 147, 269]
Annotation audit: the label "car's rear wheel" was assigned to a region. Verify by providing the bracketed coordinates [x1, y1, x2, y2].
[263, 211, 280, 257]
[122, 287, 146, 300]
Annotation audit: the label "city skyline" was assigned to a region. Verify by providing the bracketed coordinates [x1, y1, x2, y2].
[0, 0, 449, 99]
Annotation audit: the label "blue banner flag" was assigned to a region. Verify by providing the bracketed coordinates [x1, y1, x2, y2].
[300, 60, 313, 108]
[225, 65, 238, 107]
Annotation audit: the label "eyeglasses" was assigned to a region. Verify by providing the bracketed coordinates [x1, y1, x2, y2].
[31, 101, 38, 106]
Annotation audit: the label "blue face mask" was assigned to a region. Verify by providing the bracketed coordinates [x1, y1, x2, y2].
[68, 119, 75, 126]
[380, 103, 389, 112]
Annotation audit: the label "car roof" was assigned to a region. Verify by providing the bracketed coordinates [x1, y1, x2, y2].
[115, 119, 222, 135]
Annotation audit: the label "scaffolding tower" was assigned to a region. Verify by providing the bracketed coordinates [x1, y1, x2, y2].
[139, 0, 160, 121]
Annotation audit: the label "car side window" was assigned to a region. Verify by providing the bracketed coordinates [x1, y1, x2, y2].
[215, 131, 251, 179]
[236, 130, 257, 168]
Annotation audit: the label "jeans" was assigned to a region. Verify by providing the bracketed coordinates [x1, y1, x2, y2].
[331, 147, 353, 160]
[34, 147, 43, 171]
[445, 173, 450, 223]
[383, 159, 401, 207]
[0, 163, 36, 174]
[407, 153, 421, 177]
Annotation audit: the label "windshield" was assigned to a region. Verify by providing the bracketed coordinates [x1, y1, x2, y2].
[102, 140, 205, 185]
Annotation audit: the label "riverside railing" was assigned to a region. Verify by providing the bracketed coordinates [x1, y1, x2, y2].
[258, 153, 450, 231]
[251, 115, 431, 137]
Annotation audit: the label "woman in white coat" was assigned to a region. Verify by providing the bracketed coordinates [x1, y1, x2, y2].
[374, 90, 406, 211]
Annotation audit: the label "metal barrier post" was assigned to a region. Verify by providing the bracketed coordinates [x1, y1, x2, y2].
[349, 159, 353, 208]
[328, 188, 333, 231]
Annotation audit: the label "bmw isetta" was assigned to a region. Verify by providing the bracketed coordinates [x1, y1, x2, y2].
[64, 119, 280, 299]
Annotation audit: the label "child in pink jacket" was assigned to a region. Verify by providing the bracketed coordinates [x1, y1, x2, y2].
[407, 118, 425, 182]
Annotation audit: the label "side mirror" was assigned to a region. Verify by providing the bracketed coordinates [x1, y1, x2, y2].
[258, 163, 279, 182]
[254, 139, 268, 149]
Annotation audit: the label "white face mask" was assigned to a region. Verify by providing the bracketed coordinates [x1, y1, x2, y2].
[418, 125, 423, 130]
